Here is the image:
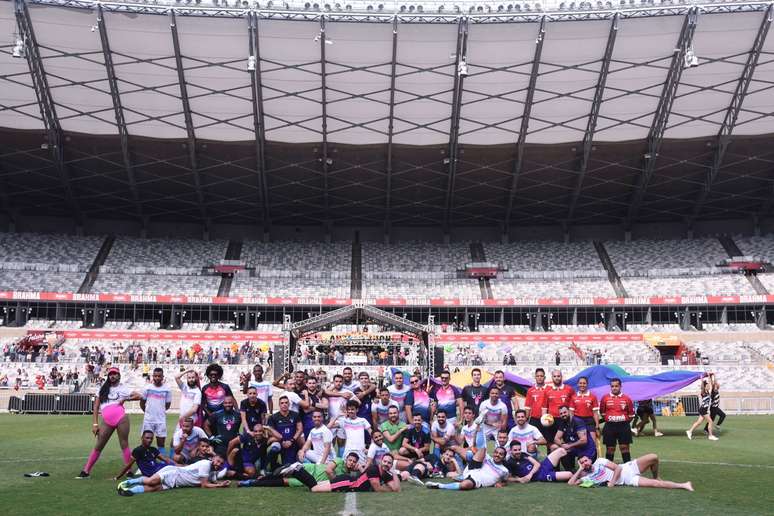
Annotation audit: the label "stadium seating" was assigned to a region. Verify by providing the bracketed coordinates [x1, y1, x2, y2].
[0, 232, 101, 268]
[484, 241, 603, 272]
[491, 276, 616, 298]
[734, 235, 774, 261]
[92, 273, 221, 296]
[686, 341, 758, 364]
[621, 274, 755, 297]
[605, 238, 729, 274]
[105, 237, 227, 268]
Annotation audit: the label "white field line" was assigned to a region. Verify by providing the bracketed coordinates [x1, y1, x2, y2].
[661, 459, 774, 470]
[339, 492, 359, 516]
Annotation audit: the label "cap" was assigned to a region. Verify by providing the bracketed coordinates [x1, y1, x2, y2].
[107, 367, 120, 375]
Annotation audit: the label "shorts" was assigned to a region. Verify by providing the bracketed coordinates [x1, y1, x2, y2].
[156, 466, 196, 490]
[481, 424, 498, 440]
[698, 407, 709, 416]
[304, 449, 332, 464]
[141, 420, 167, 438]
[529, 417, 549, 441]
[241, 447, 266, 469]
[602, 421, 632, 446]
[636, 406, 654, 418]
[540, 421, 558, 445]
[616, 460, 641, 487]
[532, 458, 557, 482]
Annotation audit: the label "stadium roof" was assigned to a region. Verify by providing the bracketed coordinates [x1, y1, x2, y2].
[1, 0, 774, 233]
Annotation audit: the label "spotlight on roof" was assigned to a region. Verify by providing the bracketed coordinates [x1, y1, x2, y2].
[12, 39, 24, 59]
[684, 47, 699, 68]
[247, 55, 256, 71]
[457, 60, 468, 77]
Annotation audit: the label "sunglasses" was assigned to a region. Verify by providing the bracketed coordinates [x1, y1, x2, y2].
[410, 380, 419, 384]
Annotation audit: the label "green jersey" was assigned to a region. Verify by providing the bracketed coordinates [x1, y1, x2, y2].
[380, 420, 407, 452]
[287, 458, 346, 487]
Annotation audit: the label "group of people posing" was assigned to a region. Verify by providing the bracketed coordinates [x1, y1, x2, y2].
[75, 363, 694, 495]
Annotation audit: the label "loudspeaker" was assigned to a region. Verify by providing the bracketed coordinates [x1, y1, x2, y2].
[433, 346, 445, 377]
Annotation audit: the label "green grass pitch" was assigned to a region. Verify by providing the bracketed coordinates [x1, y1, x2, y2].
[0, 414, 772, 515]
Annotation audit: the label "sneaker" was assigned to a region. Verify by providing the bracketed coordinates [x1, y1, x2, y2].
[277, 462, 304, 477]
[117, 486, 134, 497]
[425, 482, 440, 489]
[75, 471, 90, 479]
[631, 427, 638, 436]
[686, 430, 692, 440]
[238, 480, 257, 488]
[117, 480, 130, 491]
[708, 435, 719, 441]
[654, 431, 664, 437]
[406, 476, 425, 488]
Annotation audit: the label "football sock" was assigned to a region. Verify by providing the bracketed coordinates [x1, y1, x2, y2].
[121, 448, 132, 465]
[84, 450, 101, 474]
[292, 468, 318, 489]
[125, 477, 143, 486]
[254, 477, 285, 487]
[622, 452, 631, 463]
[605, 452, 614, 461]
[439, 482, 460, 490]
[128, 486, 145, 494]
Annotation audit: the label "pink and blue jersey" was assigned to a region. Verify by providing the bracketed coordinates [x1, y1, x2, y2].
[430, 385, 460, 421]
[405, 388, 431, 423]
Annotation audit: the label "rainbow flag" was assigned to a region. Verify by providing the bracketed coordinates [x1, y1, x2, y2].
[565, 365, 705, 402]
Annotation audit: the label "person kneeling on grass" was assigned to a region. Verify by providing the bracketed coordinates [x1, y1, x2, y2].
[253, 453, 400, 493]
[114, 430, 173, 480]
[505, 441, 573, 484]
[116, 455, 230, 495]
[568, 453, 693, 491]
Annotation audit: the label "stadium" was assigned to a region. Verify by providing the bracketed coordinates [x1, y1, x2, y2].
[1, 0, 774, 514]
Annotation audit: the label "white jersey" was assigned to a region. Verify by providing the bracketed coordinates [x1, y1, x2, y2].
[464, 455, 509, 488]
[172, 426, 208, 459]
[478, 399, 508, 428]
[580, 458, 616, 485]
[158, 460, 213, 489]
[308, 425, 334, 458]
[430, 420, 457, 441]
[367, 442, 390, 463]
[281, 390, 302, 414]
[371, 400, 400, 426]
[327, 389, 353, 421]
[387, 384, 410, 412]
[340, 416, 371, 453]
[343, 380, 361, 392]
[248, 380, 273, 407]
[142, 383, 172, 423]
[100, 383, 132, 410]
[179, 384, 202, 419]
[507, 423, 543, 449]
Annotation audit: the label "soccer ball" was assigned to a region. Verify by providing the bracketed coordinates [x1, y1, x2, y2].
[540, 414, 555, 427]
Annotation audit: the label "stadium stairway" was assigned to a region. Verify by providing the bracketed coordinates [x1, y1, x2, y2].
[718, 236, 769, 295]
[470, 242, 493, 299]
[77, 235, 114, 294]
[594, 241, 628, 298]
[217, 240, 242, 297]
[351, 234, 362, 299]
